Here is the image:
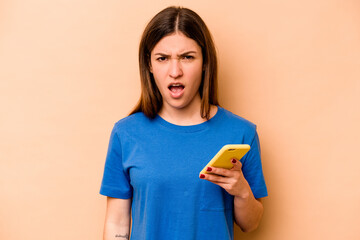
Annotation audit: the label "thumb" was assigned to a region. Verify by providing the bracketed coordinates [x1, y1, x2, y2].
[230, 158, 242, 171]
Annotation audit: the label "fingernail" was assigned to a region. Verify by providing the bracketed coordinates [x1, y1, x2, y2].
[232, 159, 237, 163]
[200, 174, 205, 179]
[207, 167, 212, 171]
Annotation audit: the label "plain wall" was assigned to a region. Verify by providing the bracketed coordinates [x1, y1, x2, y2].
[1, 0, 359, 239]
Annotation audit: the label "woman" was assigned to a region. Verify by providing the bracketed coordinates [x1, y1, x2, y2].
[100, 6, 267, 240]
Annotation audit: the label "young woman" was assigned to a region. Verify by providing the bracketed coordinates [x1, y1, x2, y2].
[100, 6, 267, 240]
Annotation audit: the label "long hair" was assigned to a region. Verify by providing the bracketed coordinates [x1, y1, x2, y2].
[130, 6, 219, 119]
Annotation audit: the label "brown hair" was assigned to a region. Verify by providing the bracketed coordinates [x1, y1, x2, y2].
[130, 6, 219, 119]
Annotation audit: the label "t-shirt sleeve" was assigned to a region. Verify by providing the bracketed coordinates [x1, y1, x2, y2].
[241, 128, 268, 199]
[99, 124, 133, 199]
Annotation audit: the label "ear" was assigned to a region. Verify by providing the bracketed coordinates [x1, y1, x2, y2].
[149, 59, 153, 73]
[147, 53, 153, 73]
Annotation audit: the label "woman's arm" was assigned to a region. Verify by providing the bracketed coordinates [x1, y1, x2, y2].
[103, 197, 132, 240]
[233, 193, 264, 232]
[199, 159, 264, 232]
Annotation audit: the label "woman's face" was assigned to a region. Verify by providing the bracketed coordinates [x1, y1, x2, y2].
[150, 32, 203, 112]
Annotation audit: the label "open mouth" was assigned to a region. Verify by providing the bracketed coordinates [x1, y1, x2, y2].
[168, 83, 185, 93]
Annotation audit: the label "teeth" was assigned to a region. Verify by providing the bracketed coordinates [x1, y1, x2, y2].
[170, 83, 183, 87]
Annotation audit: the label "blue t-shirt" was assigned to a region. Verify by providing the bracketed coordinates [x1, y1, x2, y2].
[99, 106, 267, 240]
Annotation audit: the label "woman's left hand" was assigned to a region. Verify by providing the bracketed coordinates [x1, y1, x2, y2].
[199, 159, 252, 198]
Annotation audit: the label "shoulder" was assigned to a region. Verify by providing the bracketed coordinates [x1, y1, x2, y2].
[113, 112, 152, 133]
[219, 107, 257, 132]
[217, 107, 260, 146]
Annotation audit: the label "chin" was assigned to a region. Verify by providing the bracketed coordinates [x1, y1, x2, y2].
[166, 101, 189, 110]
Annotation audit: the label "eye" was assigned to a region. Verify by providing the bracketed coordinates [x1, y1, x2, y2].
[182, 55, 194, 60]
[156, 56, 167, 62]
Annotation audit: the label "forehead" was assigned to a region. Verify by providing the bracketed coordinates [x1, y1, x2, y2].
[151, 32, 201, 54]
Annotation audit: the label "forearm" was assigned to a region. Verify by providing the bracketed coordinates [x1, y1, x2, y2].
[103, 197, 132, 240]
[199, 160, 265, 232]
[233, 190, 264, 232]
[103, 221, 130, 240]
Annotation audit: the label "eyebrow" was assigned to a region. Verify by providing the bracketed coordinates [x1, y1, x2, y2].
[153, 51, 198, 57]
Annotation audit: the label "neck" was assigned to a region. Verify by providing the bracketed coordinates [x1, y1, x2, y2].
[159, 96, 206, 126]
[159, 95, 213, 126]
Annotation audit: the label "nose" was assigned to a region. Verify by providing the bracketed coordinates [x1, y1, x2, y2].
[169, 59, 183, 79]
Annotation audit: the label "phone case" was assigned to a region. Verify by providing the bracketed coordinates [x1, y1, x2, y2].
[200, 144, 250, 174]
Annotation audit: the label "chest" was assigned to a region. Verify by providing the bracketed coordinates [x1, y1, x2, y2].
[124, 134, 215, 190]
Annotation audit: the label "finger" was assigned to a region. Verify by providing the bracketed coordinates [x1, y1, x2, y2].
[199, 178, 233, 194]
[199, 173, 228, 184]
[205, 166, 233, 177]
[230, 158, 242, 171]
[210, 182, 229, 190]
[201, 177, 229, 189]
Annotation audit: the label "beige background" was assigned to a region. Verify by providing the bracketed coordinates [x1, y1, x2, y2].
[1, 0, 359, 239]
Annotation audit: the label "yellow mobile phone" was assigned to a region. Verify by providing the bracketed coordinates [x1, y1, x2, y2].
[200, 144, 250, 174]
